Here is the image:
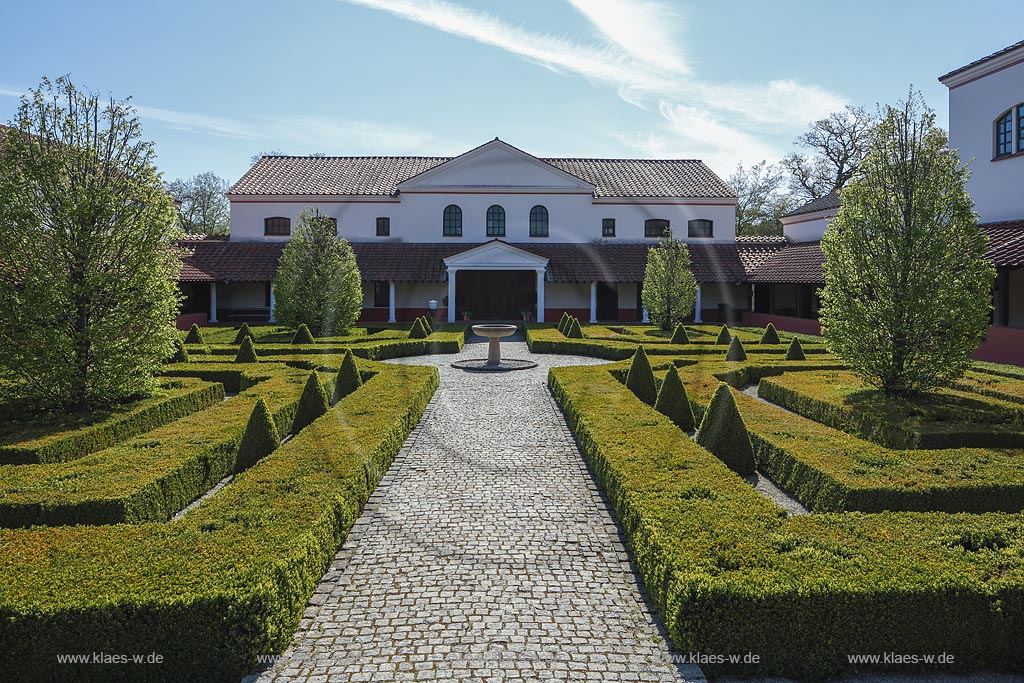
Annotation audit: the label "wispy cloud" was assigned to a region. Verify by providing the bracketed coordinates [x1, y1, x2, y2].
[133, 105, 265, 140]
[339, 0, 847, 170]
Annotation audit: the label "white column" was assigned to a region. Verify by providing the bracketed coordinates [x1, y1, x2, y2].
[209, 281, 218, 323]
[268, 283, 276, 322]
[642, 307, 650, 323]
[589, 282, 598, 323]
[388, 281, 396, 323]
[447, 268, 457, 323]
[694, 284, 703, 323]
[536, 269, 545, 323]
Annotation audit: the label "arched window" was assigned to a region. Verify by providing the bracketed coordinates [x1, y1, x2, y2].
[443, 204, 462, 236]
[996, 109, 1014, 158]
[529, 205, 549, 237]
[486, 205, 505, 237]
[644, 219, 670, 238]
[687, 219, 714, 238]
[264, 216, 291, 236]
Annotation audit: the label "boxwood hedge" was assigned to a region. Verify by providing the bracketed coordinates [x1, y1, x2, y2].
[0, 360, 438, 682]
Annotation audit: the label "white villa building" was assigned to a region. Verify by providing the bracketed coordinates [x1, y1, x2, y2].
[179, 139, 783, 325]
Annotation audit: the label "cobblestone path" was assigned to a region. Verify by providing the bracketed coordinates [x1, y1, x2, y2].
[252, 337, 703, 682]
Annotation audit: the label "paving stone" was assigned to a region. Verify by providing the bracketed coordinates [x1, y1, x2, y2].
[253, 337, 704, 682]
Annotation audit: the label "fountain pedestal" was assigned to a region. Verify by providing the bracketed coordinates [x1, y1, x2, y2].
[450, 324, 538, 372]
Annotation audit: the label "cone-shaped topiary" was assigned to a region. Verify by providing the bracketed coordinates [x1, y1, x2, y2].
[233, 322, 254, 345]
[695, 382, 755, 476]
[559, 312, 571, 334]
[168, 337, 190, 363]
[725, 336, 747, 361]
[786, 337, 806, 361]
[670, 324, 690, 344]
[409, 318, 428, 339]
[292, 371, 330, 435]
[291, 323, 314, 344]
[185, 323, 204, 345]
[760, 323, 780, 344]
[236, 397, 280, 473]
[234, 336, 259, 363]
[333, 349, 363, 403]
[715, 324, 731, 344]
[655, 365, 695, 431]
[566, 317, 584, 338]
[625, 345, 658, 406]
[420, 315, 433, 334]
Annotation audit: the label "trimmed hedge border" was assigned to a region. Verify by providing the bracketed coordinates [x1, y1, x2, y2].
[0, 361, 438, 682]
[548, 364, 1024, 679]
[759, 373, 1024, 449]
[0, 378, 224, 465]
[0, 364, 329, 528]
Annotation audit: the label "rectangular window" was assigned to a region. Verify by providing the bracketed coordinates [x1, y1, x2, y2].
[373, 281, 389, 308]
[602, 218, 615, 237]
[644, 219, 670, 238]
[376, 217, 390, 236]
[687, 219, 714, 238]
[996, 111, 1014, 158]
[264, 217, 290, 236]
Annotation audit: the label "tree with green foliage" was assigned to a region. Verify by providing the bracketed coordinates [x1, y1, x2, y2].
[725, 336, 747, 361]
[641, 235, 698, 331]
[786, 337, 806, 361]
[654, 365, 695, 431]
[167, 171, 230, 235]
[625, 346, 658, 406]
[760, 323, 780, 344]
[0, 77, 182, 410]
[566, 318, 583, 338]
[818, 91, 994, 396]
[695, 383, 755, 475]
[670, 324, 690, 344]
[185, 324, 205, 345]
[291, 324, 314, 344]
[728, 161, 800, 236]
[715, 325, 731, 345]
[291, 371, 329, 434]
[236, 397, 279, 472]
[233, 323, 254, 345]
[409, 318, 428, 339]
[235, 337, 259, 363]
[168, 338, 190, 364]
[332, 349, 362, 403]
[273, 209, 362, 336]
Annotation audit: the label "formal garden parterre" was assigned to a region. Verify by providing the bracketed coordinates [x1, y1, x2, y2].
[531, 321, 1024, 679]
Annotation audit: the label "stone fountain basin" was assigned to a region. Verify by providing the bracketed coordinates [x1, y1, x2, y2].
[471, 324, 518, 339]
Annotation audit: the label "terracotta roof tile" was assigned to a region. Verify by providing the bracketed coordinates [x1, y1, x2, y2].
[982, 220, 1024, 267]
[747, 241, 825, 284]
[781, 191, 840, 218]
[179, 239, 780, 285]
[228, 156, 736, 199]
[939, 40, 1024, 82]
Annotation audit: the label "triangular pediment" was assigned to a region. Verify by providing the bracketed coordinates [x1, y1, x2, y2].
[444, 240, 549, 269]
[399, 139, 594, 192]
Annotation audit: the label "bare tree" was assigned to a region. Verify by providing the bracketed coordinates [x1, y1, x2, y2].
[728, 161, 800, 236]
[168, 172, 230, 235]
[250, 150, 284, 165]
[781, 105, 875, 201]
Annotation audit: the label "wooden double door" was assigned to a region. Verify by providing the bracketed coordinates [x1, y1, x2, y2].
[456, 270, 536, 320]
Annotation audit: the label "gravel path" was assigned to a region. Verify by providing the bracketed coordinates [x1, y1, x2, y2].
[249, 335, 704, 682]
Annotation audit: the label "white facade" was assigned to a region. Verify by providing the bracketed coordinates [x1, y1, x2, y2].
[941, 42, 1024, 223]
[228, 141, 737, 245]
[780, 208, 835, 243]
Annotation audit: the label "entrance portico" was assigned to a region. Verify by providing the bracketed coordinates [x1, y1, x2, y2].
[444, 241, 548, 322]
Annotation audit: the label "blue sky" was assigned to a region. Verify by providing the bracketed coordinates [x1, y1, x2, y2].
[0, 1, 1018, 185]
